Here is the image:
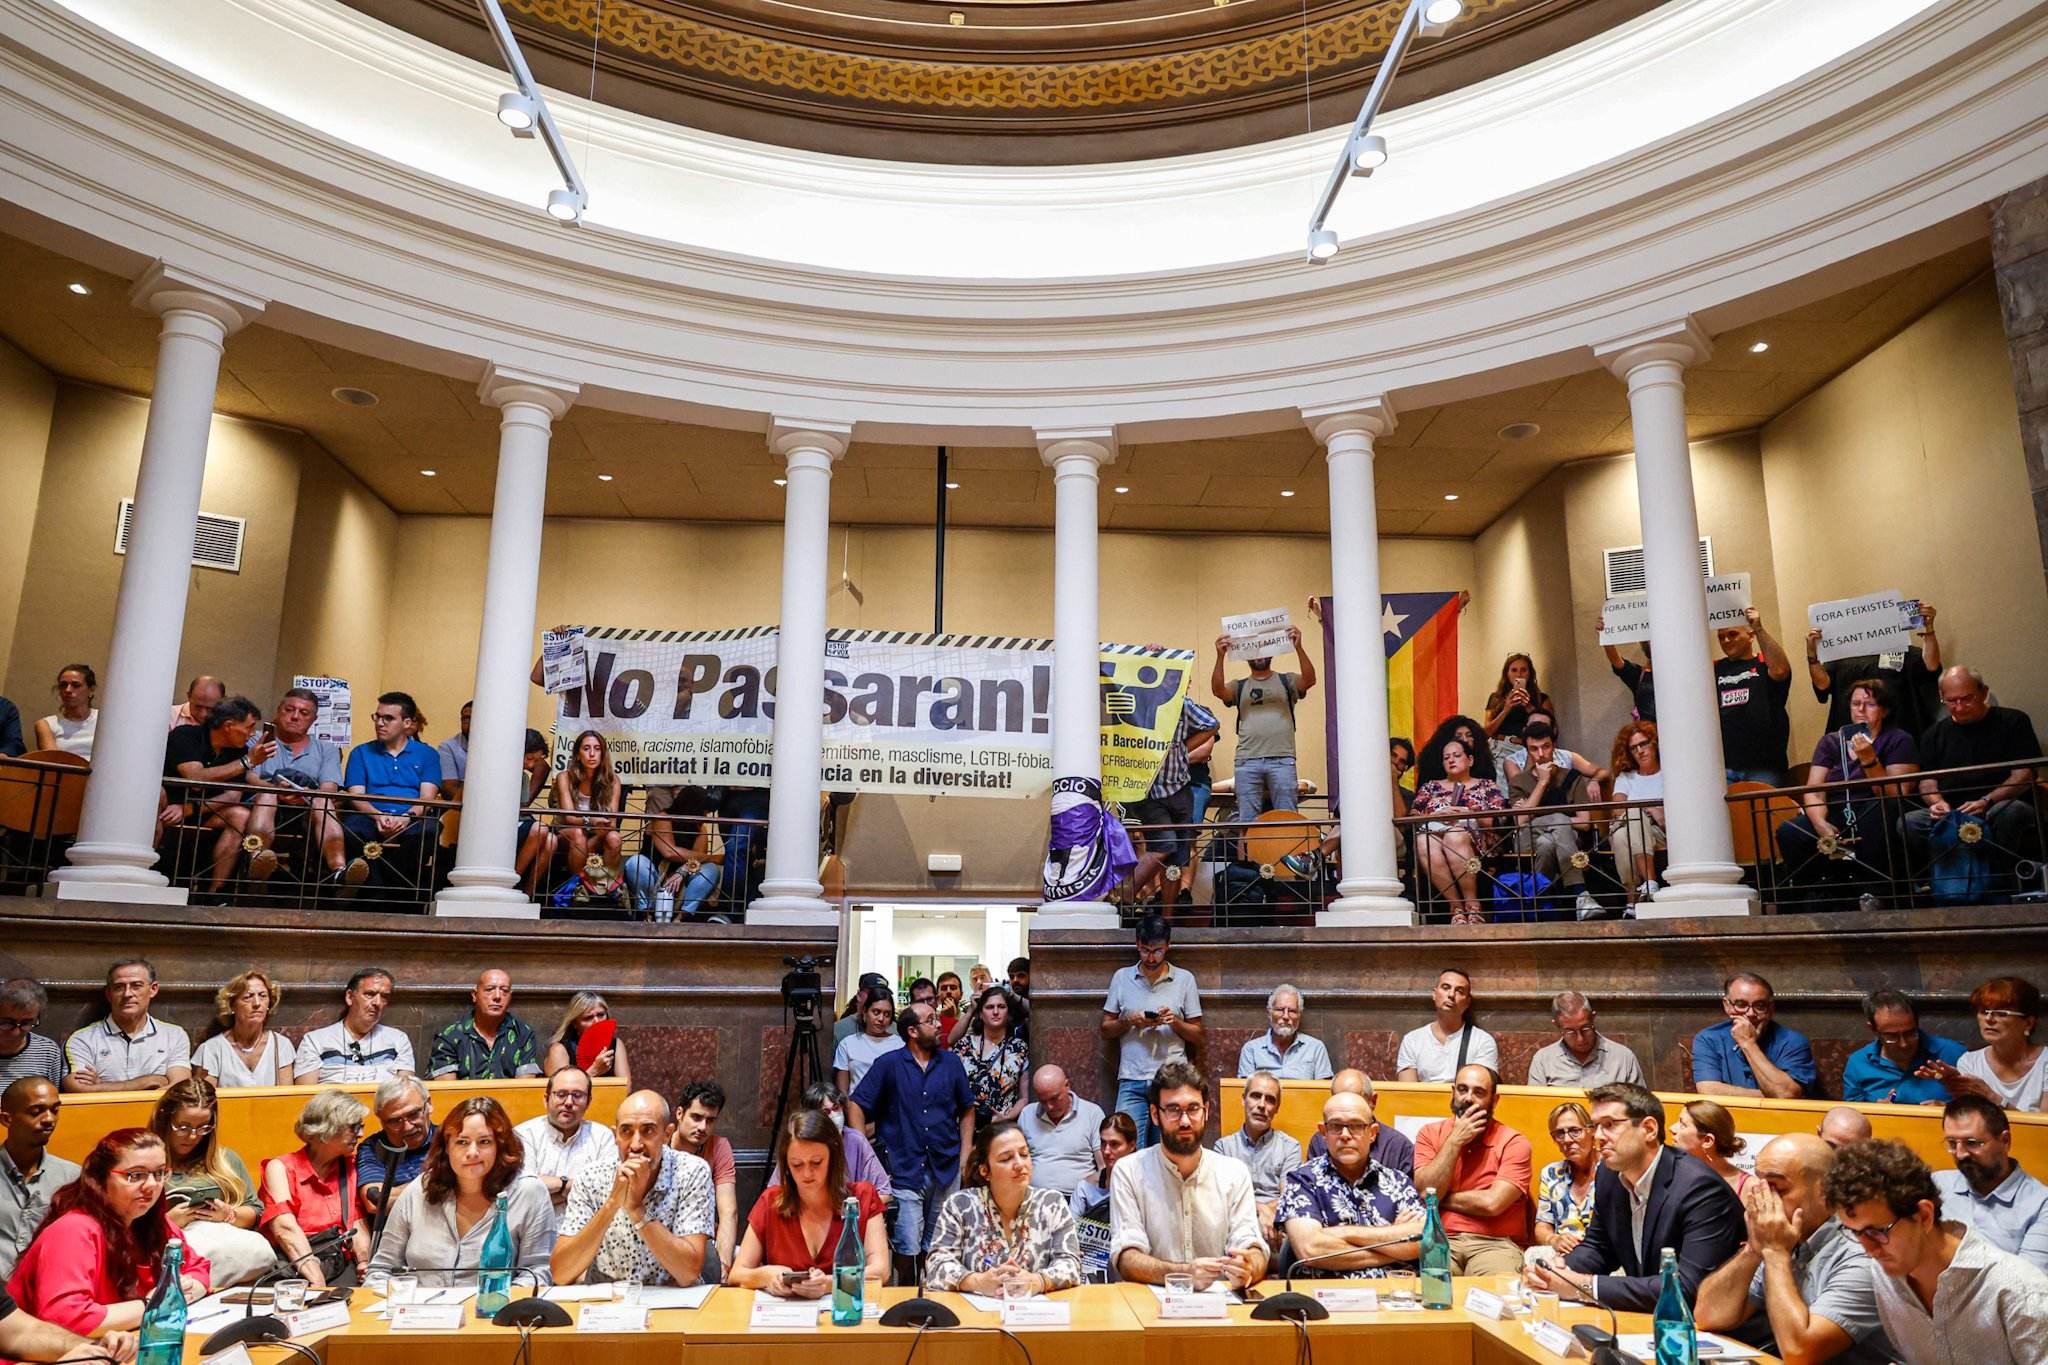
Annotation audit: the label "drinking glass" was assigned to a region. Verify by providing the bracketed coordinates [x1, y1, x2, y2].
[386, 1274, 418, 1308]
[272, 1279, 309, 1314]
[1001, 1274, 1032, 1304]
[1163, 1272, 1195, 1297]
[620, 1276, 644, 1307]
[1529, 1289, 1561, 1334]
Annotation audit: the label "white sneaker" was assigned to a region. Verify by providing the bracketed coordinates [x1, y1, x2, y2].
[1637, 879, 1661, 899]
[1574, 890, 1601, 920]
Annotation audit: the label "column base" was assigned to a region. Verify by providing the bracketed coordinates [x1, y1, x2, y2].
[1034, 899, 1120, 928]
[1640, 881, 1761, 919]
[434, 883, 538, 919]
[48, 876, 187, 907]
[1317, 894, 1418, 927]
[747, 895, 837, 925]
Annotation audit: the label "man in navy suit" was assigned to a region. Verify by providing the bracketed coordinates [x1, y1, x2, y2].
[1524, 1081, 1746, 1310]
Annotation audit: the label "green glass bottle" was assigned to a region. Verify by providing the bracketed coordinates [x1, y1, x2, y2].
[1654, 1246, 1697, 1365]
[137, 1239, 187, 1365]
[1420, 1186, 1453, 1310]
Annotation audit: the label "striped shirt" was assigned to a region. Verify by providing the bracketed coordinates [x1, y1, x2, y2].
[0, 1034, 67, 1088]
[1149, 700, 1220, 799]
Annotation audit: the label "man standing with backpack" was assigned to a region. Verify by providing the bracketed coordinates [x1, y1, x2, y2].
[1211, 625, 1317, 821]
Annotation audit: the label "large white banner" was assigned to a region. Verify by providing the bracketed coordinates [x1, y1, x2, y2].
[1599, 573, 1753, 644]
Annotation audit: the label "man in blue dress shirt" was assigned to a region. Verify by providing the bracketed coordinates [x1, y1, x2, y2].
[1693, 972, 1817, 1099]
[1841, 990, 1967, 1105]
[847, 1002, 975, 1286]
[1935, 1096, 2048, 1270]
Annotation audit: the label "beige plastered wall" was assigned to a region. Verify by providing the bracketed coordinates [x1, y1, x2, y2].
[0, 336, 55, 686]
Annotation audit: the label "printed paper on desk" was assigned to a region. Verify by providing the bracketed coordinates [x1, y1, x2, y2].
[389, 1302, 466, 1331]
[637, 1283, 717, 1309]
[749, 1297, 821, 1329]
[1002, 1299, 1071, 1327]
[1159, 1292, 1229, 1319]
[284, 1299, 354, 1336]
[1223, 608, 1294, 661]
[541, 628, 588, 694]
[578, 1303, 650, 1332]
[1808, 591, 1911, 663]
[199, 1345, 255, 1365]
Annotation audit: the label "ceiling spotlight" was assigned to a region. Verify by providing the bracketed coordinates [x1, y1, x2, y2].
[66, 282, 91, 296]
[1443, 493, 1460, 501]
[1750, 341, 1770, 354]
[1113, 485, 1130, 494]
[496, 91, 538, 136]
[546, 187, 587, 223]
[597, 473, 614, 482]
[419, 469, 437, 477]
[331, 386, 380, 407]
[774, 477, 788, 487]
[1497, 421, 1540, 441]
[1280, 490, 1296, 498]
[1423, 0, 1464, 23]
[1307, 229, 1339, 263]
[1351, 134, 1389, 173]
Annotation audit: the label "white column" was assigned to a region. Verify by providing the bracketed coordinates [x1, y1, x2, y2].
[53, 265, 264, 905]
[435, 366, 578, 918]
[748, 419, 850, 925]
[1035, 429, 1120, 928]
[1595, 321, 1758, 917]
[1303, 400, 1416, 926]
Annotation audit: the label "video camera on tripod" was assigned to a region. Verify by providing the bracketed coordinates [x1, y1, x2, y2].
[781, 954, 826, 1026]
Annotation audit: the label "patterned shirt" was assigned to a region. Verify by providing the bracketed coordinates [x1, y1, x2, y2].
[1411, 779, 1508, 819]
[1149, 700, 1220, 799]
[957, 1033, 1030, 1126]
[428, 1013, 542, 1080]
[557, 1147, 715, 1286]
[1868, 1227, 2048, 1365]
[1276, 1156, 1426, 1279]
[926, 1185, 1082, 1292]
[1535, 1160, 1596, 1239]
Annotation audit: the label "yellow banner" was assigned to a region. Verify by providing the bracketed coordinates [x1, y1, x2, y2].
[1098, 646, 1195, 804]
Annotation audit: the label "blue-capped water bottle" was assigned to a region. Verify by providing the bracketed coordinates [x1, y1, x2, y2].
[477, 1190, 515, 1315]
[1654, 1246, 1697, 1364]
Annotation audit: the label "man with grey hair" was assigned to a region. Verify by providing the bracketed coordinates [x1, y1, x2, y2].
[1216, 1070, 1302, 1250]
[1902, 665, 2042, 883]
[1237, 983, 1333, 1080]
[62, 958, 189, 1093]
[0, 980, 65, 1087]
[355, 1074, 435, 1226]
[1307, 1068, 1414, 1177]
[1525, 991, 1646, 1088]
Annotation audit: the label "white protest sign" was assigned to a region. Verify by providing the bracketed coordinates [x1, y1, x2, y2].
[1808, 591, 1912, 663]
[1599, 573, 1752, 645]
[291, 675, 353, 749]
[540, 628, 588, 695]
[1222, 607, 1293, 661]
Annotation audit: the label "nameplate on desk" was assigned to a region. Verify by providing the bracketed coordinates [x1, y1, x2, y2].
[1159, 1292, 1228, 1319]
[1310, 1287, 1380, 1313]
[284, 1300, 355, 1336]
[200, 1345, 255, 1365]
[749, 1298, 821, 1329]
[1529, 1319, 1578, 1357]
[389, 1303, 466, 1331]
[578, 1303, 649, 1332]
[1463, 1287, 1511, 1320]
[1001, 1299, 1071, 1327]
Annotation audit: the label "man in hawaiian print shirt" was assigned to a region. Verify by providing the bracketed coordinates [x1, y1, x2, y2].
[1277, 1093, 1427, 1278]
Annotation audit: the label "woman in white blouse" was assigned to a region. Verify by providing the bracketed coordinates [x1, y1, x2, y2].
[368, 1096, 557, 1284]
[191, 969, 297, 1087]
[1923, 976, 2046, 1112]
[33, 663, 98, 757]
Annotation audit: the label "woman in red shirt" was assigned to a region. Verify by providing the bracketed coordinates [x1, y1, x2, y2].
[727, 1109, 887, 1298]
[6, 1128, 211, 1338]
[259, 1087, 368, 1289]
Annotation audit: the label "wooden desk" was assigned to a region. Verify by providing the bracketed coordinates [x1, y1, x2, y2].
[1127, 1279, 1480, 1365]
[687, 1284, 1143, 1364]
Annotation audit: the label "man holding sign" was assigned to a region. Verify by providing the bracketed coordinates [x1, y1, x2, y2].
[1716, 606, 1794, 785]
[1211, 620, 1317, 821]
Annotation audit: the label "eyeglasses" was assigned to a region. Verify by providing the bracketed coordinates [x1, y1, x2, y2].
[1322, 1121, 1374, 1137]
[1977, 1009, 2029, 1022]
[109, 1167, 169, 1186]
[384, 1105, 429, 1127]
[1842, 1214, 1907, 1247]
[1726, 999, 1773, 1014]
[1550, 1126, 1588, 1141]
[168, 1123, 215, 1137]
[1157, 1104, 1207, 1121]
[0, 1016, 37, 1033]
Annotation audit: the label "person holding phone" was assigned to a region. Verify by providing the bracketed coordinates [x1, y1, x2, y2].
[1776, 677, 1920, 906]
[727, 1109, 887, 1297]
[148, 1079, 272, 1288]
[1806, 600, 1943, 738]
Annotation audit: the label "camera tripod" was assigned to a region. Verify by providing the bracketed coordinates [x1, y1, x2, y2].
[761, 1005, 827, 1195]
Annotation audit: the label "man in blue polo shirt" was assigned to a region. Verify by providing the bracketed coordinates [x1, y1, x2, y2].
[846, 1001, 974, 1287]
[1842, 990, 1967, 1105]
[341, 691, 442, 893]
[1693, 972, 1817, 1099]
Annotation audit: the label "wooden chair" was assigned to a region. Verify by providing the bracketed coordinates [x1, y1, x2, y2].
[0, 751, 90, 885]
[1727, 780, 1801, 867]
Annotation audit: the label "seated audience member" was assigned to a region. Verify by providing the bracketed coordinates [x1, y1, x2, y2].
[1216, 1071, 1303, 1251]
[513, 1067, 611, 1213]
[1410, 738, 1506, 925]
[1415, 716, 1498, 784]
[168, 676, 225, 732]
[261, 1088, 370, 1288]
[1526, 991, 1647, 1088]
[1109, 1061, 1265, 1288]
[63, 959, 191, 1094]
[1935, 1095, 2048, 1270]
[1390, 736, 1418, 819]
[1305, 1071, 1415, 1175]
[926, 1121, 1082, 1293]
[1921, 976, 2047, 1113]
[5, 1129, 210, 1337]
[1278, 1091, 1425, 1279]
[624, 785, 725, 921]
[1777, 677, 1920, 898]
[0, 691, 19, 759]
[1412, 1064, 1531, 1276]
[0, 1293, 135, 1363]
[0, 981, 67, 1088]
[1674, 1099, 1752, 1197]
[356, 1076, 436, 1227]
[1819, 1108, 1874, 1149]
[1695, 1133, 1895, 1365]
[1534, 1101, 1598, 1254]
[1100, 914, 1204, 1149]
[190, 969, 294, 1088]
[293, 967, 413, 1084]
[340, 692, 442, 890]
[1826, 1139, 2048, 1364]
[847, 1003, 976, 1283]
[1070, 1113, 1136, 1220]
[1482, 653, 1553, 771]
[711, 783, 770, 913]
[148, 1079, 270, 1289]
[727, 1109, 886, 1297]
[1397, 969, 1499, 1083]
[1806, 605, 1942, 738]
[430, 969, 542, 1081]
[958, 986, 1030, 1127]
[1901, 667, 2043, 885]
[434, 702, 471, 802]
[367, 1096, 556, 1284]
[1842, 990, 1968, 1106]
[670, 1082, 739, 1281]
[553, 729, 624, 883]
[1601, 637, 1656, 722]
[1526, 1081, 1745, 1310]
[0, 1080, 78, 1282]
[543, 991, 631, 1086]
[1693, 971, 1818, 1099]
[551, 1090, 713, 1288]
[1506, 722, 1603, 918]
[1019, 1065, 1104, 1198]
[165, 696, 280, 895]
[1607, 720, 1668, 906]
[32, 665, 97, 759]
[515, 729, 556, 896]
[1717, 606, 1794, 785]
[832, 986, 902, 1098]
[254, 687, 353, 889]
[765, 1083, 892, 1198]
[1238, 984, 1334, 1080]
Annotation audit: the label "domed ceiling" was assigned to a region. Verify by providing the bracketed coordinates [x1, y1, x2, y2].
[342, 0, 1666, 163]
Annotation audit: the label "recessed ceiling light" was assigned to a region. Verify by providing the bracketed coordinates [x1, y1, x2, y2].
[1750, 341, 1770, 354]
[331, 386, 379, 407]
[1280, 490, 1296, 498]
[597, 473, 614, 482]
[1443, 493, 1460, 501]
[66, 282, 90, 296]
[1497, 421, 1540, 441]
[419, 469, 437, 477]
[1113, 485, 1130, 494]
[773, 478, 787, 487]
[945, 481, 960, 490]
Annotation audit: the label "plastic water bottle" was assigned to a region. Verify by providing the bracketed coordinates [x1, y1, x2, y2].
[655, 888, 675, 922]
[138, 1239, 187, 1365]
[1654, 1246, 1697, 1364]
[1420, 1187, 1453, 1310]
[831, 1195, 865, 1325]
[478, 1190, 515, 1315]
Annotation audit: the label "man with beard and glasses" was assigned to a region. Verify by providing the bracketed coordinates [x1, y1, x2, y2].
[1412, 1064, 1531, 1276]
[1934, 1095, 2048, 1269]
[1237, 984, 1332, 1080]
[1108, 1060, 1265, 1288]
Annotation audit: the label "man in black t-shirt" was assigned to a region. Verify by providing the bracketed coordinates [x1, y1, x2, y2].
[1804, 600, 1944, 738]
[1902, 666, 2043, 874]
[164, 694, 278, 896]
[1715, 607, 1793, 785]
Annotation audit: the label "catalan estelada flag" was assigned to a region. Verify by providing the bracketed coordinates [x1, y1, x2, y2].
[1318, 592, 1462, 808]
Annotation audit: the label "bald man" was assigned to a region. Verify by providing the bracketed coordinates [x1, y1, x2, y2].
[429, 968, 542, 1080]
[1818, 1107, 1873, 1150]
[1695, 1134, 1895, 1364]
[1019, 1064, 1104, 1197]
[1306, 1069, 1415, 1177]
[550, 1089, 714, 1288]
[1278, 1092, 1425, 1279]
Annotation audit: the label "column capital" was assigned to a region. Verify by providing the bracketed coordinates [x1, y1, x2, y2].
[478, 363, 578, 420]
[1593, 318, 1712, 379]
[1035, 428, 1118, 468]
[769, 417, 853, 462]
[1301, 398, 1398, 448]
[130, 262, 266, 335]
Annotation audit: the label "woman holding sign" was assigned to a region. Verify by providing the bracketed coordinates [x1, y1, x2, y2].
[1775, 677, 1919, 906]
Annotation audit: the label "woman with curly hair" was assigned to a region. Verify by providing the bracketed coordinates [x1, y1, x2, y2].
[190, 969, 294, 1087]
[957, 986, 1030, 1125]
[366, 1095, 556, 1283]
[1607, 721, 1667, 907]
[1415, 715, 1499, 784]
[1410, 735, 1507, 924]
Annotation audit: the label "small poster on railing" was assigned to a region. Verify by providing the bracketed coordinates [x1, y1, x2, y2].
[1808, 590, 1912, 663]
[540, 628, 588, 695]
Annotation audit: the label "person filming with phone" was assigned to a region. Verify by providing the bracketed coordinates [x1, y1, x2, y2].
[1774, 678, 1920, 906]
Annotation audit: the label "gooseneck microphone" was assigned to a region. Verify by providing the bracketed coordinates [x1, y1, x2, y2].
[199, 1249, 329, 1354]
[1249, 1232, 1425, 1321]
[1558, 1280, 1626, 1363]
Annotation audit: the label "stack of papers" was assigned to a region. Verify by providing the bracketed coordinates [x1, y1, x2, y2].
[1614, 1334, 1764, 1360]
